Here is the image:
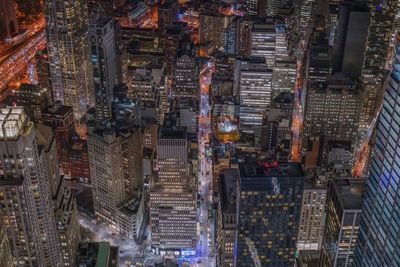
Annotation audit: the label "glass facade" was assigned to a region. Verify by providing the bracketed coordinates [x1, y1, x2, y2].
[353, 37, 400, 266]
[237, 163, 303, 266]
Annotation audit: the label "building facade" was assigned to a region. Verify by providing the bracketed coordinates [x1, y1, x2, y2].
[297, 176, 327, 251]
[0, 210, 13, 267]
[354, 35, 400, 267]
[217, 169, 240, 267]
[88, 123, 143, 234]
[89, 6, 119, 120]
[236, 163, 303, 266]
[0, 107, 62, 266]
[320, 179, 365, 267]
[44, 0, 92, 133]
[238, 57, 273, 135]
[150, 124, 197, 255]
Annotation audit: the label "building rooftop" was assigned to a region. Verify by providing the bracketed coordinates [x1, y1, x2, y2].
[0, 107, 29, 140]
[272, 91, 294, 105]
[159, 126, 187, 140]
[220, 169, 239, 214]
[16, 83, 44, 94]
[239, 163, 303, 192]
[328, 141, 352, 151]
[43, 102, 73, 117]
[332, 178, 365, 210]
[118, 193, 142, 215]
[77, 242, 118, 267]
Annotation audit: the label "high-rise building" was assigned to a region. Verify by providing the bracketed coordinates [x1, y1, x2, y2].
[223, 17, 239, 55]
[42, 103, 91, 182]
[251, 20, 277, 68]
[36, 48, 53, 93]
[360, 0, 397, 127]
[238, 57, 273, 135]
[328, 4, 339, 47]
[150, 118, 197, 255]
[320, 178, 365, 267]
[54, 179, 81, 266]
[236, 163, 303, 266]
[199, 12, 231, 51]
[331, 2, 369, 78]
[297, 175, 327, 251]
[298, 0, 316, 40]
[129, 68, 156, 108]
[237, 17, 252, 58]
[0, 0, 19, 42]
[266, 0, 285, 16]
[261, 92, 293, 157]
[303, 75, 362, 148]
[6, 83, 53, 123]
[272, 56, 296, 97]
[243, 0, 266, 16]
[0, 211, 13, 267]
[158, 0, 179, 29]
[35, 124, 81, 267]
[173, 52, 198, 98]
[354, 34, 400, 267]
[89, 6, 118, 120]
[307, 39, 332, 90]
[76, 242, 119, 266]
[44, 0, 92, 134]
[0, 107, 62, 266]
[363, 0, 397, 75]
[88, 122, 143, 233]
[217, 169, 240, 267]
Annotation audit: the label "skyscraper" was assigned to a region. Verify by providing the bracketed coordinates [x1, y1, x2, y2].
[174, 54, 198, 98]
[199, 12, 231, 51]
[236, 163, 303, 266]
[251, 20, 277, 69]
[36, 49, 53, 94]
[89, 6, 118, 120]
[297, 176, 326, 251]
[298, 0, 316, 40]
[0, 107, 62, 266]
[331, 2, 369, 79]
[272, 56, 296, 97]
[44, 0, 92, 134]
[238, 57, 273, 135]
[158, 0, 179, 29]
[303, 75, 362, 148]
[243, 0, 266, 16]
[88, 123, 143, 232]
[360, 0, 397, 127]
[149, 118, 197, 255]
[35, 124, 81, 267]
[353, 34, 400, 267]
[217, 169, 240, 267]
[321, 179, 364, 267]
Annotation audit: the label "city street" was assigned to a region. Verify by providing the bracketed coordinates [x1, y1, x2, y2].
[195, 60, 215, 267]
[0, 28, 45, 91]
[291, 60, 304, 162]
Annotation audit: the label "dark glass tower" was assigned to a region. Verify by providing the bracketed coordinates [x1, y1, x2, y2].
[236, 163, 303, 266]
[354, 35, 400, 266]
